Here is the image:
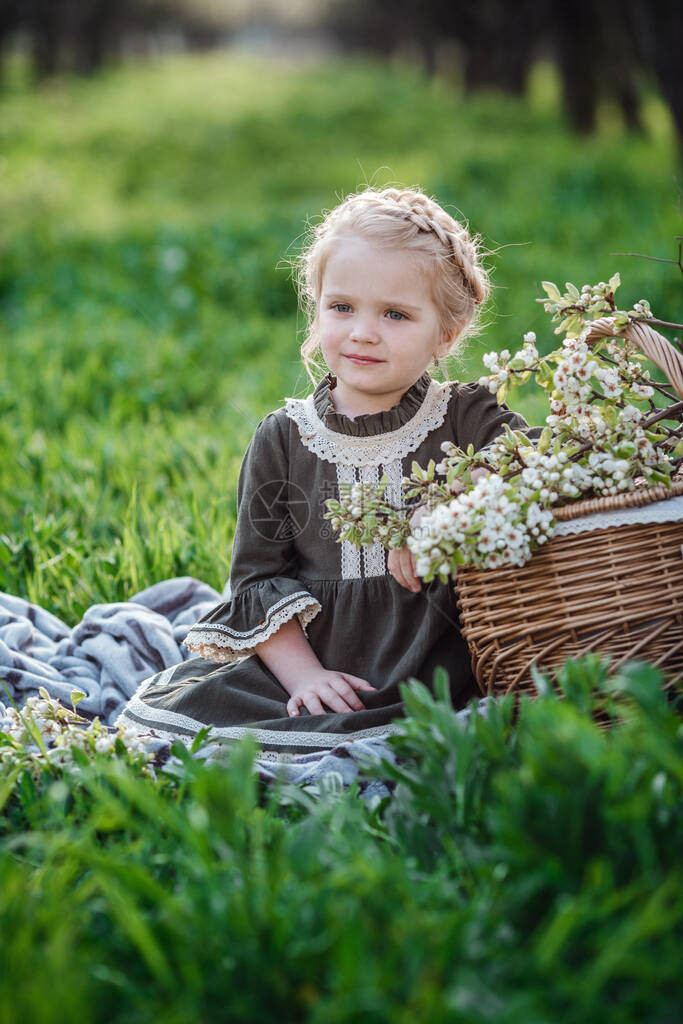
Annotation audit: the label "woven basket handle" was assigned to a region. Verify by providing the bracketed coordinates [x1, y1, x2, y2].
[583, 316, 683, 399]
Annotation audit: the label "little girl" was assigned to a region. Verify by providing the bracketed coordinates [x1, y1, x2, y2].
[115, 186, 537, 757]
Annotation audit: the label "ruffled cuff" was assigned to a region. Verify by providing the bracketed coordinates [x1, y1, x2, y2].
[182, 578, 322, 664]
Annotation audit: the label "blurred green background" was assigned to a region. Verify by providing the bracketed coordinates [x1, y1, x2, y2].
[1, 3, 681, 622]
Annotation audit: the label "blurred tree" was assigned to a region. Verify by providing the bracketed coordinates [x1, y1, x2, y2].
[0, 0, 22, 77]
[622, 0, 682, 148]
[431, 0, 540, 94]
[323, 0, 674, 145]
[323, 0, 541, 90]
[12, 0, 171, 78]
[0, 0, 236, 80]
[553, 0, 645, 134]
[324, 0, 415, 61]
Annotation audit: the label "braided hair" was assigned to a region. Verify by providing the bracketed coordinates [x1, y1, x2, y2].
[293, 185, 491, 384]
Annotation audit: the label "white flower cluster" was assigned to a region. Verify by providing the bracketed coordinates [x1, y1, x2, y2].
[602, 338, 654, 398]
[547, 329, 654, 411]
[550, 331, 601, 401]
[329, 481, 375, 527]
[0, 688, 154, 775]
[537, 275, 654, 340]
[536, 328, 667, 497]
[631, 299, 652, 319]
[478, 332, 539, 395]
[575, 281, 618, 314]
[407, 454, 557, 575]
[328, 479, 404, 545]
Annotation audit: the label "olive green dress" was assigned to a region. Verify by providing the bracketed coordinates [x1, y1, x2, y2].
[115, 371, 536, 757]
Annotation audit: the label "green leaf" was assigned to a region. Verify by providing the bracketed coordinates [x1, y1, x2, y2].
[565, 315, 584, 339]
[0, 761, 24, 814]
[70, 744, 90, 767]
[538, 427, 552, 454]
[531, 662, 554, 698]
[432, 666, 452, 707]
[170, 739, 193, 764]
[554, 316, 574, 335]
[190, 726, 213, 753]
[542, 281, 562, 302]
[565, 281, 580, 300]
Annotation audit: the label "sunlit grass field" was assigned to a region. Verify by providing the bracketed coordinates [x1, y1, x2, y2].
[1, 53, 682, 1023]
[1, 51, 680, 621]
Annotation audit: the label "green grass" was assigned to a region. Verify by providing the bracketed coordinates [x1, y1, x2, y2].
[0, 54, 681, 1017]
[1, 655, 681, 1022]
[1, 51, 681, 622]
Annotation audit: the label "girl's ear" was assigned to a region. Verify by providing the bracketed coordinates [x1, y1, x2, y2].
[438, 325, 459, 356]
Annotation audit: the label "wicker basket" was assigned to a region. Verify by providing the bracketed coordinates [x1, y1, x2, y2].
[456, 479, 683, 700]
[454, 316, 683, 710]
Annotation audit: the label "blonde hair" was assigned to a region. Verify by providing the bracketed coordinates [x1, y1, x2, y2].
[291, 185, 491, 386]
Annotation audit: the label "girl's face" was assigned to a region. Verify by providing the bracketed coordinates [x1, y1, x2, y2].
[318, 235, 453, 418]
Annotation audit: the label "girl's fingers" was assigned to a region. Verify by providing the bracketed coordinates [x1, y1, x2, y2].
[390, 548, 421, 592]
[340, 674, 378, 691]
[304, 694, 326, 716]
[287, 695, 302, 717]
[388, 551, 410, 590]
[323, 690, 359, 713]
[406, 549, 421, 590]
[402, 547, 421, 589]
[328, 679, 365, 711]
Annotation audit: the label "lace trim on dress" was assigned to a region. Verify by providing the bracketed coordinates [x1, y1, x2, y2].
[553, 494, 683, 536]
[284, 378, 452, 467]
[117, 689, 407, 748]
[334, 461, 405, 579]
[183, 594, 322, 663]
[337, 463, 362, 579]
[360, 464, 387, 577]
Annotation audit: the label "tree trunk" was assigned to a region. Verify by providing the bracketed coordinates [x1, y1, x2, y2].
[553, 0, 600, 133]
[621, 0, 682, 154]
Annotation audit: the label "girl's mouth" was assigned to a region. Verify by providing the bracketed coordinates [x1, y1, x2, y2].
[345, 356, 382, 364]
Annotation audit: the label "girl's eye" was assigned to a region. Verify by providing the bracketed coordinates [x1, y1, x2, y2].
[332, 303, 351, 313]
[387, 310, 406, 321]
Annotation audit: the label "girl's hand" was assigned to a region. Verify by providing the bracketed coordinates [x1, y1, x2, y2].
[388, 469, 489, 593]
[286, 670, 377, 717]
[387, 504, 429, 593]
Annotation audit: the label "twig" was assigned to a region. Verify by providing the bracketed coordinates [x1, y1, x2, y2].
[610, 252, 679, 266]
[595, 352, 678, 403]
[647, 318, 683, 331]
[611, 237, 683, 276]
[643, 401, 683, 428]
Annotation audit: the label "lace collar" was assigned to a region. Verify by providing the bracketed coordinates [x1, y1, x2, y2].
[284, 372, 452, 467]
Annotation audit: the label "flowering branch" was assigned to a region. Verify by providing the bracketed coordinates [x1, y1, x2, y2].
[323, 274, 682, 582]
[0, 685, 157, 784]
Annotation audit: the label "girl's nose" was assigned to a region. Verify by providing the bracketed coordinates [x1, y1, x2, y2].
[349, 317, 380, 342]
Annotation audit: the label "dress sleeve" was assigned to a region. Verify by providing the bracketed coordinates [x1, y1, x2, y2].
[449, 382, 543, 453]
[183, 412, 321, 664]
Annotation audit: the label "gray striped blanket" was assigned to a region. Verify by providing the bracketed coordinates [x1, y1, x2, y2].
[0, 577, 492, 801]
